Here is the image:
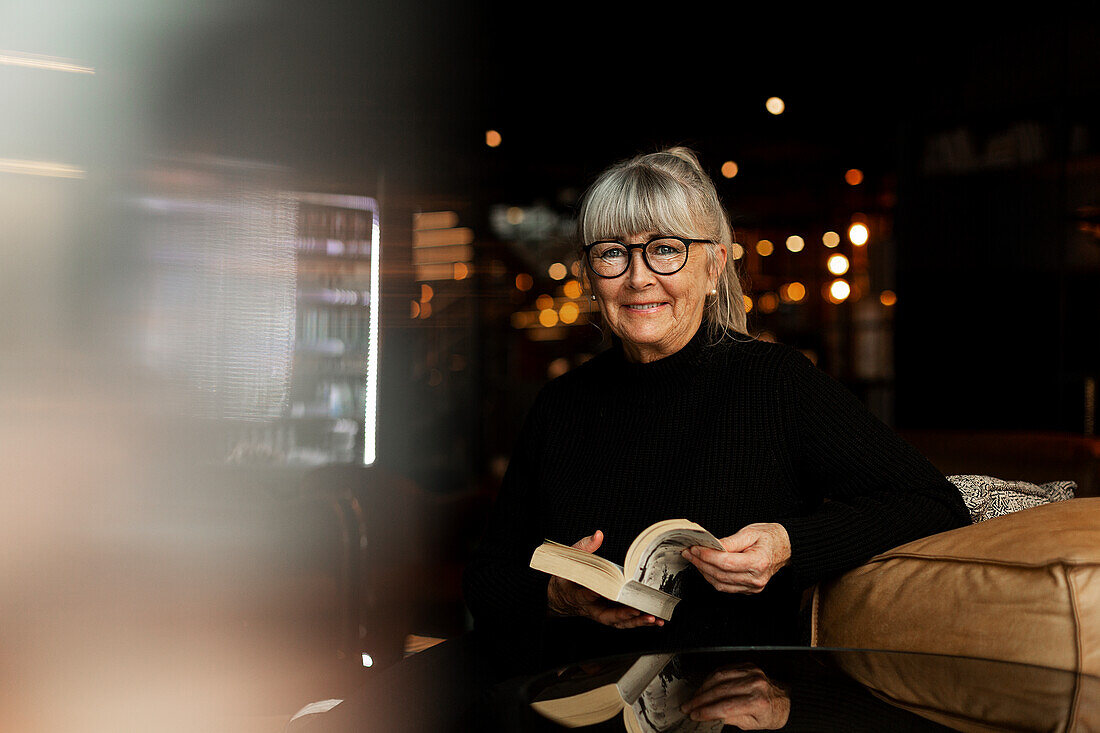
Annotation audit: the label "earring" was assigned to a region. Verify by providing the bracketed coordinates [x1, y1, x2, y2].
[590, 294, 597, 301]
[709, 288, 718, 296]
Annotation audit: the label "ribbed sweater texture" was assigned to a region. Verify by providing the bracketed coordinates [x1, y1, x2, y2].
[462, 327, 970, 641]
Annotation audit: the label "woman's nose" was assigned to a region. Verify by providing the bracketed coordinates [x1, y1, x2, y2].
[625, 249, 653, 287]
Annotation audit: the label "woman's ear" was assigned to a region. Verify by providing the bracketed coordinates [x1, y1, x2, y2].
[711, 242, 728, 282]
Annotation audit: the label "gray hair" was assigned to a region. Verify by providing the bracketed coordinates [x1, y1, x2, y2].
[576, 146, 748, 340]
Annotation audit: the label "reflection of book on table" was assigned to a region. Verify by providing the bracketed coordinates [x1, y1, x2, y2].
[530, 652, 723, 732]
[529, 519, 725, 621]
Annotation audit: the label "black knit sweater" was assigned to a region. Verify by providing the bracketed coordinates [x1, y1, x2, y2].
[462, 327, 969, 648]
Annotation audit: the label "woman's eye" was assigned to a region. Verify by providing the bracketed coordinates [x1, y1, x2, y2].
[599, 247, 626, 259]
[652, 245, 675, 256]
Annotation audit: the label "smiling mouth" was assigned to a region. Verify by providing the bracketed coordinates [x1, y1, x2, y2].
[624, 303, 666, 312]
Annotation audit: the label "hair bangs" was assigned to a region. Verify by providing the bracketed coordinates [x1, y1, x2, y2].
[582, 165, 702, 243]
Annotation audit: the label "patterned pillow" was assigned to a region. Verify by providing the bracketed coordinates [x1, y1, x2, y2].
[947, 474, 1076, 522]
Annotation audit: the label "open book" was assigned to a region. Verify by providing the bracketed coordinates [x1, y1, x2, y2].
[529, 519, 725, 621]
[530, 652, 723, 732]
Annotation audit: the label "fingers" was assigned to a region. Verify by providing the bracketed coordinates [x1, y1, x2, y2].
[719, 526, 761, 553]
[595, 607, 665, 629]
[683, 675, 766, 712]
[682, 546, 771, 593]
[691, 665, 763, 697]
[572, 529, 604, 553]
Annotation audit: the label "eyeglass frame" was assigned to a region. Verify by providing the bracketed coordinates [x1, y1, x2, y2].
[582, 235, 714, 279]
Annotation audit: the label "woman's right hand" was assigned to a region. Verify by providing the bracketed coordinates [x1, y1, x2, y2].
[546, 530, 665, 629]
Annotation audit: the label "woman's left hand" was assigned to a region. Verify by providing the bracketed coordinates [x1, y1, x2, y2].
[682, 523, 792, 594]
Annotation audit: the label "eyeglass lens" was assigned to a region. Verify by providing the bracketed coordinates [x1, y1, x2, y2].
[588, 238, 688, 277]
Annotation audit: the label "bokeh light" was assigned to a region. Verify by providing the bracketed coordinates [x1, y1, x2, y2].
[880, 290, 898, 306]
[559, 301, 580, 324]
[849, 222, 869, 246]
[515, 273, 533, 291]
[563, 280, 582, 299]
[731, 242, 745, 260]
[759, 292, 780, 313]
[756, 239, 774, 257]
[535, 294, 554, 310]
[845, 168, 864, 186]
[721, 161, 739, 178]
[548, 262, 567, 280]
[743, 294, 753, 312]
[829, 279, 851, 302]
[538, 308, 559, 327]
[783, 282, 806, 302]
[827, 253, 850, 275]
[485, 129, 502, 147]
[766, 97, 785, 115]
[785, 235, 805, 253]
[823, 231, 840, 248]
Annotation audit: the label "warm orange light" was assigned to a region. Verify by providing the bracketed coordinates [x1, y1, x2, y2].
[420, 283, 433, 303]
[538, 308, 559, 327]
[548, 262, 567, 280]
[827, 253, 850, 276]
[563, 280, 583, 299]
[515, 273, 533, 291]
[880, 290, 898, 306]
[766, 97, 785, 115]
[845, 168, 864, 186]
[485, 129, 502, 147]
[759, 292, 780, 313]
[784, 282, 806, 302]
[721, 161, 739, 178]
[829, 279, 851, 302]
[743, 294, 753, 312]
[411, 300, 420, 319]
[823, 231, 840, 248]
[848, 223, 869, 246]
[413, 211, 459, 231]
[535, 294, 554, 310]
[756, 239, 774, 257]
[510, 311, 529, 328]
[570, 261, 581, 277]
[506, 206, 524, 224]
[547, 358, 570, 379]
[453, 262, 469, 280]
[559, 301, 580, 324]
[420, 301, 433, 318]
[731, 243, 745, 260]
[785, 235, 805, 253]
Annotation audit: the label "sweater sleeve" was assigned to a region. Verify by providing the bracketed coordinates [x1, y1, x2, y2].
[776, 349, 970, 589]
[461, 390, 555, 634]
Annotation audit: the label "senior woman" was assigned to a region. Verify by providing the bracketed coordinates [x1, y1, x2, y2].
[462, 147, 969, 658]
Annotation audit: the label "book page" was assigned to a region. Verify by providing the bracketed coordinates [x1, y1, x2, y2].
[624, 520, 724, 593]
[625, 657, 724, 733]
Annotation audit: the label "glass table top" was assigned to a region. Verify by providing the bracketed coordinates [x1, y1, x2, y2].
[517, 646, 1100, 732]
[296, 641, 1100, 732]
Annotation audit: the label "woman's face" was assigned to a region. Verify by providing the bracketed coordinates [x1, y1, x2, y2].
[589, 231, 726, 363]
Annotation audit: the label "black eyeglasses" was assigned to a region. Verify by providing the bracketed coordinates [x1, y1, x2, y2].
[583, 235, 712, 278]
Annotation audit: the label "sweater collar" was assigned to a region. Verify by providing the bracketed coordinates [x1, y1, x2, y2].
[608, 324, 711, 379]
